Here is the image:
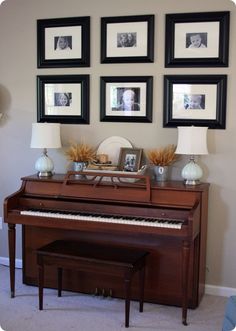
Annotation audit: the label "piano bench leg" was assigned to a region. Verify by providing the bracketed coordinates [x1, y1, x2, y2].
[58, 267, 63, 297]
[139, 265, 145, 313]
[124, 278, 131, 328]
[124, 262, 146, 328]
[38, 264, 44, 310]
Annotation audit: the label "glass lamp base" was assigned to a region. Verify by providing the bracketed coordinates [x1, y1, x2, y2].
[35, 150, 54, 177]
[181, 158, 203, 186]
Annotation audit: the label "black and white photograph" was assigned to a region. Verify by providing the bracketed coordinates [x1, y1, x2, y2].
[112, 88, 140, 111]
[37, 16, 90, 68]
[163, 75, 227, 129]
[54, 36, 72, 51]
[54, 92, 72, 107]
[117, 32, 137, 48]
[124, 153, 137, 172]
[165, 11, 230, 67]
[186, 32, 207, 49]
[118, 147, 143, 172]
[37, 75, 89, 124]
[184, 94, 205, 110]
[101, 15, 154, 63]
[100, 76, 153, 122]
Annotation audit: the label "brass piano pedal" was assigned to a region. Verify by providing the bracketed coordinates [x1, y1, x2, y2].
[93, 287, 99, 296]
[108, 289, 113, 299]
[101, 288, 107, 298]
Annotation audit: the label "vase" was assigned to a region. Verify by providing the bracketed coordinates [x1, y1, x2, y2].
[73, 162, 86, 178]
[154, 166, 169, 182]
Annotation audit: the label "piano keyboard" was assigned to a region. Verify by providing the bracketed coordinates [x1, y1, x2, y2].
[20, 210, 184, 229]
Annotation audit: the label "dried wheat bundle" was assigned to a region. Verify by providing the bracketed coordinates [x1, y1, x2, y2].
[65, 141, 96, 163]
[146, 144, 178, 166]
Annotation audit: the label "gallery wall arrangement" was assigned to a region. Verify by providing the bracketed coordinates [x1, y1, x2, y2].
[36, 11, 230, 129]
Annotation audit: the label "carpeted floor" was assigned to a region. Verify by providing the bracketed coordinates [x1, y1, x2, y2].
[0, 265, 227, 331]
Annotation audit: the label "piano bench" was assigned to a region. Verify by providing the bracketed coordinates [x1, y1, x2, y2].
[36, 240, 149, 328]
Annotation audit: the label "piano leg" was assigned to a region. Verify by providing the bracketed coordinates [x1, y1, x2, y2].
[8, 223, 16, 298]
[182, 240, 190, 326]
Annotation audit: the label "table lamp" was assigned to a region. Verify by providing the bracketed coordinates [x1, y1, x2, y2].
[175, 126, 208, 185]
[30, 123, 62, 177]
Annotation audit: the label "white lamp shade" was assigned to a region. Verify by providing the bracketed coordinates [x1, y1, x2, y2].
[175, 126, 208, 155]
[30, 123, 61, 149]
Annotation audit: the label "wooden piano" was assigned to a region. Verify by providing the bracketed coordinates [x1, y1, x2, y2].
[4, 171, 209, 325]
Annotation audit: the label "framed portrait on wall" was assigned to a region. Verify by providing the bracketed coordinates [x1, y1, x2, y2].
[101, 15, 154, 63]
[163, 75, 227, 129]
[100, 76, 153, 122]
[37, 75, 90, 124]
[37, 16, 90, 68]
[165, 11, 230, 67]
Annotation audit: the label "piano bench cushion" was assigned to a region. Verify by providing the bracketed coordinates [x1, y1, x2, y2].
[36, 240, 149, 271]
[222, 296, 236, 331]
[36, 240, 149, 328]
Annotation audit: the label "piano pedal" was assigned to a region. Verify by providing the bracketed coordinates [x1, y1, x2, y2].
[101, 288, 107, 298]
[108, 289, 113, 299]
[93, 287, 100, 296]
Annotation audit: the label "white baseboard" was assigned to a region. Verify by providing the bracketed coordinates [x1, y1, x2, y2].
[0, 256, 22, 269]
[205, 284, 236, 297]
[0, 256, 236, 297]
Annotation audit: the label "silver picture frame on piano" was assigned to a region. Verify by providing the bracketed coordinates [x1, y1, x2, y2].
[118, 147, 143, 172]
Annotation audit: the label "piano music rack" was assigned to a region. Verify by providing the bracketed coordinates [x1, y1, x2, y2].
[61, 171, 151, 203]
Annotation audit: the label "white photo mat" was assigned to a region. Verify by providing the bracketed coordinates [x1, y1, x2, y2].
[45, 26, 82, 60]
[105, 82, 147, 117]
[174, 22, 220, 58]
[44, 83, 81, 116]
[172, 84, 217, 120]
[106, 21, 148, 57]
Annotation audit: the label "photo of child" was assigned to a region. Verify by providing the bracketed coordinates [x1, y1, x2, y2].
[184, 94, 205, 110]
[186, 32, 207, 48]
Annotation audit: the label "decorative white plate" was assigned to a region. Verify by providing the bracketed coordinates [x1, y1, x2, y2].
[96, 136, 132, 165]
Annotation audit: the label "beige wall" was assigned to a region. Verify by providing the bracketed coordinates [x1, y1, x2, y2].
[0, 0, 235, 291]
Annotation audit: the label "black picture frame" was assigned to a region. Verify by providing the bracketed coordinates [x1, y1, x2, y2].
[101, 15, 154, 63]
[100, 76, 153, 123]
[165, 11, 230, 67]
[37, 75, 90, 124]
[163, 75, 227, 129]
[37, 16, 90, 68]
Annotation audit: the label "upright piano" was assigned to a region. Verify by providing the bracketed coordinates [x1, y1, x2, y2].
[4, 171, 209, 324]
